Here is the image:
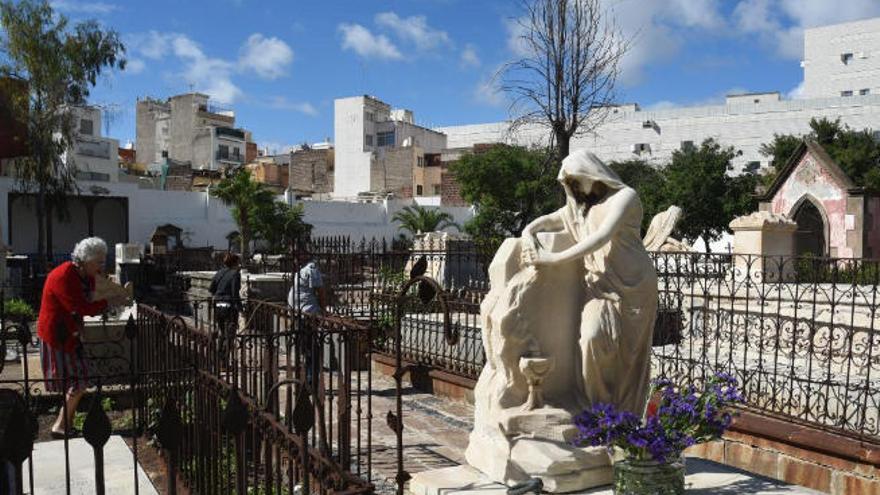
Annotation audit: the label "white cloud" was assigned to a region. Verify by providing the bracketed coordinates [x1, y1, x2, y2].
[375, 12, 451, 51]
[600, 0, 724, 86]
[125, 59, 145, 75]
[238, 34, 294, 80]
[269, 96, 318, 116]
[503, 2, 725, 87]
[460, 44, 481, 68]
[787, 81, 806, 100]
[126, 30, 300, 104]
[733, 0, 880, 60]
[50, 0, 119, 14]
[338, 23, 403, 60]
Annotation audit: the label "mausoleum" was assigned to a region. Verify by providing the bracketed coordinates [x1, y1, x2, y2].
[759, 140, 880, 259]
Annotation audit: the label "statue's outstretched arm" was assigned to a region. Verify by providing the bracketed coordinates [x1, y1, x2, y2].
[522, 208, 565, 238]
[529, 189, 634, 267]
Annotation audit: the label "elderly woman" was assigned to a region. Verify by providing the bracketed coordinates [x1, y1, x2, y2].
[38, 237, 123, 438]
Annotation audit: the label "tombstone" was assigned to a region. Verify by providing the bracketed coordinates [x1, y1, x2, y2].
[729, 211, 798, 282]
[404, 231, 480, 288]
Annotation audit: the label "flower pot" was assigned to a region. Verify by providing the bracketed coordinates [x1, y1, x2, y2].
[613, 458, 685, 495]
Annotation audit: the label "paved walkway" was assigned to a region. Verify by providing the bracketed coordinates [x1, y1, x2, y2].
[22, 436, 158, 494]
[366, 371, 821, 495]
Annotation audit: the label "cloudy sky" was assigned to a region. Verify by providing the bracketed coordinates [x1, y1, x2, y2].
[57, 0, 880, 153]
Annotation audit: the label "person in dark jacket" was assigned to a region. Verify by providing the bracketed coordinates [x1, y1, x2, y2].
[209, 253, 241, 342]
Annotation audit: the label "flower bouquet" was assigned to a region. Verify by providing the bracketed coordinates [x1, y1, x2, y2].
[572, 373, 744, 495]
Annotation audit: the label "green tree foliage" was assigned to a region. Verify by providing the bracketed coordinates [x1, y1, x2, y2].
[449, 144, 564, 252]
[760, 118, 880, 192]
[664, 138, 758, 251]
[0, 0, 125, 267]
[391, 205, 459, 237]
[608, 159, 666, 234]
[253, 201, 312, 254]
[211, 169, 275, 259]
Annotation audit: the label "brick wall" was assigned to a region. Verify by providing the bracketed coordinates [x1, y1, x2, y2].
[441, 161, 467, 206]
[686, 411, 880, 494]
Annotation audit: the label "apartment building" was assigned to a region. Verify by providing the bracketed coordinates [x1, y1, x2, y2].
[136, 92, 254, 171]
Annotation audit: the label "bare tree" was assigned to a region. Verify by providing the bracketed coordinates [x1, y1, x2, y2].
[502, 0, 628, 158]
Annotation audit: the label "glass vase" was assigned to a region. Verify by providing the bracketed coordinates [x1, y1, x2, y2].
[613, 457, 685, 495]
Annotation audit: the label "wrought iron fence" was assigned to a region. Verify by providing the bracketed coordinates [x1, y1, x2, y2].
[652, 252, 880, 442]
[0, 299, 375, 495]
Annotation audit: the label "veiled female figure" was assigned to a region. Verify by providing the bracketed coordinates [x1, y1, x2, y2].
[522, 150, 657, 415]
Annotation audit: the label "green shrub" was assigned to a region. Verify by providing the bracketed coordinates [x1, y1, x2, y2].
[4, 298, 35, 321]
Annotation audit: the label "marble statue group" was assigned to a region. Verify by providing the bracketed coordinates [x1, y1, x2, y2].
[466, 150, 659, 492]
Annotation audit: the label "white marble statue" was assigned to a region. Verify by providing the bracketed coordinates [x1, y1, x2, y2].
[643, 205, 692, 252]
[466, 150, 658, 492]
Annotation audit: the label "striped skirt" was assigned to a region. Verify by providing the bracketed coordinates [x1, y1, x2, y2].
[40, 340, 91, 393]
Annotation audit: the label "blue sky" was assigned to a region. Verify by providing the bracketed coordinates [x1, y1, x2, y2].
[54, 0, 880, 153]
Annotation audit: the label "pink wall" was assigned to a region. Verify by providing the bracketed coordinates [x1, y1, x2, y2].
[866, 197, 880, 259]
[770, 152, 851, 257]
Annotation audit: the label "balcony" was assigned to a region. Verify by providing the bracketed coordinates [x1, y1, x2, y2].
[75, 139, 111, 159]
[215, 126, 245, 140]
[215, 151, 244, 163]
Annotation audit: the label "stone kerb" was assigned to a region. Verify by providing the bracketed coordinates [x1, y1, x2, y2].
[730, 211, 798, 283]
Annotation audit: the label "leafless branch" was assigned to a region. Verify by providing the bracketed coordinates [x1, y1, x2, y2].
[499, 0, 630, 156]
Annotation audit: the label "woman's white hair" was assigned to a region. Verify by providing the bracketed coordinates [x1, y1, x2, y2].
[72, 237, 108, 264]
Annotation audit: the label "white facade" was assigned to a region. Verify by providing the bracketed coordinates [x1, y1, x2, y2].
[803, 17, 880, 99]
[0, 176, 472, 255]
[69, 106, 120, 182]
[438, 17, 880, 174]
[334, 95, 448, 197]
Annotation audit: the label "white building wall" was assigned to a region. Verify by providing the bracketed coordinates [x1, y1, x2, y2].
[438, 95, 880, 173]
[69, 106, 120, 182]
[0, 178, 473, 254]
[803, 17, 880, 99]
[334, 96, 377, 197]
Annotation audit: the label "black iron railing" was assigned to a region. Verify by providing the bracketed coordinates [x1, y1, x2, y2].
[0, 299, 375, 495]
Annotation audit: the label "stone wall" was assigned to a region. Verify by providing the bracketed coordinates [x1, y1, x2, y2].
[290, 148, 334, 196]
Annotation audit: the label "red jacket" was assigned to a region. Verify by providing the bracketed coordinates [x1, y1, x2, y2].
[37, 261, 107, 353]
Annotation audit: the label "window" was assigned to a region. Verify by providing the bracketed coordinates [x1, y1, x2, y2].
[161, 150, 168, 158]
[365, 134, 373, 147]
[80, 119, 94, 136]
[416, 185, 423, 195]
[365, 112, 375, 122]
[842, 90, 854, 97]
[860, 88, 871, 96]
[433, 185, 442, 195]
[842, 53, 854, 64]
[377, 131, 395, 147]
[218, 144, 229, 159]
[232, 147, 241, 158]
[632, 143, 650, 155]
[681, 140, 694, 150]
[417, 156, 425, 167]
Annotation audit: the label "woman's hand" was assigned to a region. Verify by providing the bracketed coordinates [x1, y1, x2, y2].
[521, 241, 559, 268]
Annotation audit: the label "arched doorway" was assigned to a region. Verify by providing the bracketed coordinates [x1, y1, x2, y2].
[792, 198, 826, 257]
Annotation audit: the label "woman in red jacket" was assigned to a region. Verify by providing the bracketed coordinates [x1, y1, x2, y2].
[38, 237, 122, 438]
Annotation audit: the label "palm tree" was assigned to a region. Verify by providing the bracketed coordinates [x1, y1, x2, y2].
[210, 169, 274, 259]
[392, 205, 460, 237]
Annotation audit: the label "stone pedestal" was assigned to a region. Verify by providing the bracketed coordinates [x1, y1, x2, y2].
[730, 211, 798, 282]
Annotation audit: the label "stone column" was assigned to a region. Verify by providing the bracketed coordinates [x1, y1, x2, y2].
[729, 211, 798, 282]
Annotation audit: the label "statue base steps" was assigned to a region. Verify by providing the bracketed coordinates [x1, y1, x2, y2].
[409, 465, 613, 495]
